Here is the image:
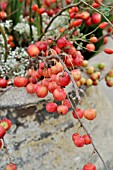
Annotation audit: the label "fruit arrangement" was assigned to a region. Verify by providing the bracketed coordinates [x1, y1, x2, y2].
[0, 0, 113, 169]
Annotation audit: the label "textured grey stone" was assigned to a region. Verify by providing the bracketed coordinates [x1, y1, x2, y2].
[0, 84, 113, 170]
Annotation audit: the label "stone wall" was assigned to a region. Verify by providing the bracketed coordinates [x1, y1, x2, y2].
[0, 85, 113, 170]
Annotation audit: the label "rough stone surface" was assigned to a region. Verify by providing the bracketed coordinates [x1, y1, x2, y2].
[0, 85, 113, 170]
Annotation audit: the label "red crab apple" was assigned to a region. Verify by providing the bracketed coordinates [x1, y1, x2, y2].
[55, 72, 70, 86]
[74, 136, 85, 147]
[92, 2, 101, 8]
[83, 163, 96, 170]
[99, 22, 108, 29]
[57, 105, 68, 115]
[48, 81, 59, 93]
[72, 108, 84, 119]
[46, 102, 57, 112]
[32, 4, 38, 11]
[53, 87, 66, 101]
[57, 37, 67, 48]
[71, 69, 81, 81]
[35, 41, 47, 51]
[0, 78, 7, 88]
[84, 109, 97, 120]
[91, 12, 101, 24]
[62, 99, 71, 108]
[14, 76, 28, 87]
[27, 44, 40, 57]
[0, 118, 12, 131]
[82, 134, 92, 145]
[72, 133, 80, 141]
[26, 83, 34, 94]
[86, 44, 95, 52]
[35, 84, 48, 98]
[0, 126, 6, 138]
[94, 0, 102, 4]
[5, 163, 17, 170]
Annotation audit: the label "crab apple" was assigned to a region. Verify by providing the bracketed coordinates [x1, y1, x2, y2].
[71, 6, 79, 13]
[85, 17, 92, 26]
[70, 12, 75, 19]
[71, 69, 81, 81]
[51, 63, 63, 74]
[86, 79, 93, 86]
[66, 0, 71, 4]
[87, 66, 95, 74]
[70, 19, 82, 28]
[90, 73, 98, 81]
[92, 2, 101, 8]
[82, 60, 88, 67]
[108, 69, 113, 77]
[57, 105, 68, 115]
[98, 63, 105, 70]
[84, 109, 97, 120]
[36, 84, 48, 98]
[46, 102, 57, 112]
[26, 83, 34, 94]
[55, 72, 70, 87]
[83, 163, 96, 170]
[74, 136, 85, 147]
[0, 78, 7, 88]
[99, 22, 108, 29]
[94, 0, 102, 4]
[106, 80, 113, 87]
[80, 78, 86, 85]
[35, 41, 47, 51]
[64, 55, 74, 67]
[82, 134, 91, 145]
[107, 27, 113, 33]
[41, 79, 51, 87]
[0, 139, 3, 149]
[27, 44, 40, 57]
[81, 11, 90, 20]
[53, 87, 66, 101]
[63, 99, 71, 108]
[0, 11, 7, 20]
[104, 48, 113, 54]
[5, 163, 17, 170]
[57, 37, 67, 49]
[103, 36, 108, 44]
[72, 133, 80, 141]
[48, 81, 58, 93]
[91, 12, 101, 24]
[90, 37, 98, 43]
[86, 44, 95, 52]
[32, 4, 38, 12]
[73, 55, 84, 66]
[52, 46, 61, 54]
[93, 80, 99, 86]
[72, 108, 84, 119]
[0, 126, 6, 138]
[38, 8, 45, 15]
[0, 118, 12, 131]
[14, 76, 28, 87]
